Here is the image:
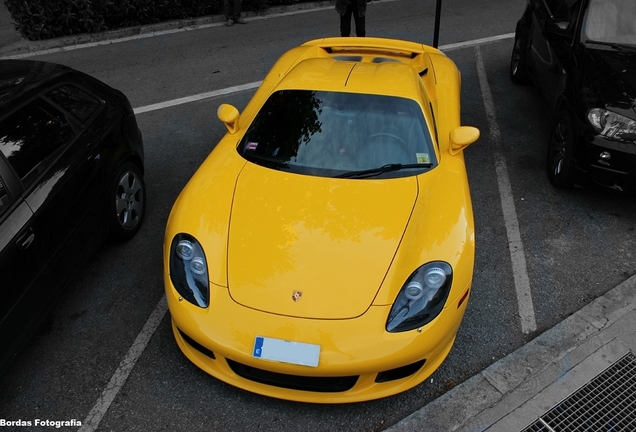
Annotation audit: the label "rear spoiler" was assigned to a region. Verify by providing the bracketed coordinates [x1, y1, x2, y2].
[301, 37, 438, 76]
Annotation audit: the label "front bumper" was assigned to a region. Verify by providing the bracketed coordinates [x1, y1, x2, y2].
[165, 272, 470, 403]
[579, 131, 636, 192]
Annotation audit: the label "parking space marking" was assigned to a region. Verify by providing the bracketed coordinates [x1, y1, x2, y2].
[475, 45, 537, 334]
[442, 33, 514, 52]
[130, 36, 515, 115]
[133, 81, 262, 115]
[79, 295, 168, 432]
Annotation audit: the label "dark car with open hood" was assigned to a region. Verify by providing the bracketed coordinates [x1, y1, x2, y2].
[0, 60, 146, 374]
[510, 0, 636, 191]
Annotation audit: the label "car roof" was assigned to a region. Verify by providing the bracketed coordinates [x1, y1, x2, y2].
[0, 60, 73, 105]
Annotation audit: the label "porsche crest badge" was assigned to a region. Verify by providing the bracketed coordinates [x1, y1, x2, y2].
[292, 290, 303, 302]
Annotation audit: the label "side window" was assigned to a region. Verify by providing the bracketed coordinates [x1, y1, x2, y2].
[0, 98, 75, 188]
[0, 176, 10, 218]
[46, 84, 102, 123]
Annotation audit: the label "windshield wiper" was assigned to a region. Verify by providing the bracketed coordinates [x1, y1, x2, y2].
[585, 40, 636, 52]
[335, 163, 432, 179]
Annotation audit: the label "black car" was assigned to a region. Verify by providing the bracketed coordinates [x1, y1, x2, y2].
[0, 60, 146, 373]
[510, 0, 636, 191]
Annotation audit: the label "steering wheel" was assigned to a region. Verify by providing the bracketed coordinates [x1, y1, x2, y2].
[367, 129, 410, 154]
[366, 132, 407, 148]
[359, 132, 412, 167]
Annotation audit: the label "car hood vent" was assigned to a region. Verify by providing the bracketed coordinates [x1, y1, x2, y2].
[227, 163, 418, 319]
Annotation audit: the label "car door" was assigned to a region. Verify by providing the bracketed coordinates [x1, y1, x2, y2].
[0, 78, 111, 373]
[39, 81, 110, 284]
[528, 0, 581, 110]
[0, 143, 59, 373]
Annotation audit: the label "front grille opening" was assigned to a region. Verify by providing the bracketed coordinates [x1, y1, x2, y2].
[177, 327, 216, 360]
[521, 351, 636, 432]
[226, 359, 358, 393]
[375, 359, 426, 383]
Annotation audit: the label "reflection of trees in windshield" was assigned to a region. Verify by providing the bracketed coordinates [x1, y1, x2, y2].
[241, 90, 322, 164]
[239, 90, 435, 178]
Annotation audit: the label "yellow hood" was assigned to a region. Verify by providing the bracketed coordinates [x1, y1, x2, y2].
[227, 163, 417, 319]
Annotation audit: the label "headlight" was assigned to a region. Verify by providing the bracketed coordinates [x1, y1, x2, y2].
[169, 233, 209, 308]
[386, 262, 453, 332]
[587, 108, 636, 142]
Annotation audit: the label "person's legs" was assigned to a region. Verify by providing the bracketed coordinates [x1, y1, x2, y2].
[224, 0, 234, 25]
[353, 14, 366, 36]
[225, 0, 246, 25]
[340, 4, 353, 36]
[233, 0, 246, 23]
[352, 1, 365, 36]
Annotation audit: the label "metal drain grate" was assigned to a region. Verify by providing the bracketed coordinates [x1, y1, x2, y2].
[521, 351, 636, 432]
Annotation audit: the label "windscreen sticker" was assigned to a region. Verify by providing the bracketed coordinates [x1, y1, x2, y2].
[246, 142, 259, 150]
[416, 153, 430, 164]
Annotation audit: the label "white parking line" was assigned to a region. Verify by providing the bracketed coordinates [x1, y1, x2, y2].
[131, 35, 515, 115]
[441, 33, 514, 52]
[78, 295, 168, 432]
[475, 45, 537, 334]
[133, 82, 262, 115]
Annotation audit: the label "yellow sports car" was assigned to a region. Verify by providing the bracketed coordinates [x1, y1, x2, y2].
[164, 37, 479, 403]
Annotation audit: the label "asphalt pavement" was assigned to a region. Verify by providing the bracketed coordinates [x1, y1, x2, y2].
[1, 2, 635, 431]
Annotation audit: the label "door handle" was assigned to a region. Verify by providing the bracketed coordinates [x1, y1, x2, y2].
[17, 228, 35, 250]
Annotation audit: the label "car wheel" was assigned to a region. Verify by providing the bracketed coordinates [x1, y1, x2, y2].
[109, 161, 146, 240]
[510, 22, 531, 85]
[546, 109, 576, 188]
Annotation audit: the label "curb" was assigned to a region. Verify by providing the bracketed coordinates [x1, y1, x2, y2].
[0, 1, 335, 58]
[385, 273, 636, 431]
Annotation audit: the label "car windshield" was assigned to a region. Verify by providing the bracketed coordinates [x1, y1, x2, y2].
[582, 0, 636, 46]
[237, 90, 437, 179]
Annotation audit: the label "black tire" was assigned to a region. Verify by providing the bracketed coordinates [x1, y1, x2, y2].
[546, 108, 576, 188]
[510, 22, 531, 85]
[108, 161, 146, 240]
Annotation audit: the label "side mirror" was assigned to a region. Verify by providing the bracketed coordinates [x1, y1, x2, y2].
[449, 126, 480, 155]
[217, 104, 240, 134]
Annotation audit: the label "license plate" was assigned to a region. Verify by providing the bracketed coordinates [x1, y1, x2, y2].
[252, 336, 320, 367]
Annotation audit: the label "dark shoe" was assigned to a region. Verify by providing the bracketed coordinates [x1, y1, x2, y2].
[235, 18, 247, 24]
[225, 19, 234, 26]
